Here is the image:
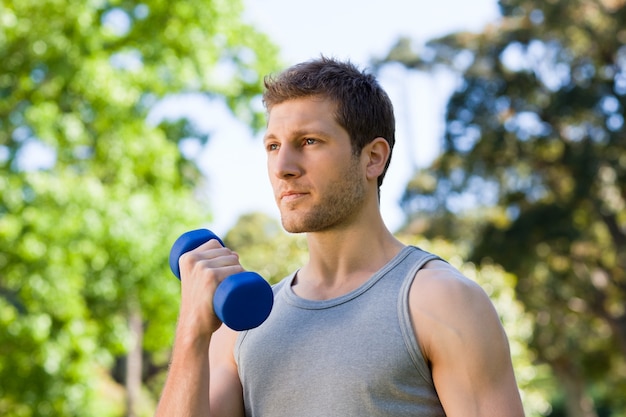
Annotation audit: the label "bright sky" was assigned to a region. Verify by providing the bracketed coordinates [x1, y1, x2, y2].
[183, 0, 501, 235]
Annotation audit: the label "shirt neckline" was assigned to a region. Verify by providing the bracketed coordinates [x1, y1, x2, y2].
[281, 246, 416, 310]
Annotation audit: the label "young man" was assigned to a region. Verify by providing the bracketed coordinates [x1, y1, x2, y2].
[156, 57, 525, 416]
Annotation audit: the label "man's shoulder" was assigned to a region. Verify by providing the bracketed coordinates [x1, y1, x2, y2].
[412, 257, 485, 301]
[408, 256, 502, 356]
[408, 257, 496, 332]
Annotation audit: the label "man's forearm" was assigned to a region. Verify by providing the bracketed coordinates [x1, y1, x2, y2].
[155, 332, 212, 417]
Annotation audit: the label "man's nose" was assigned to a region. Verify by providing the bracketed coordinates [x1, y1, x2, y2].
[271, 145, 302, 179]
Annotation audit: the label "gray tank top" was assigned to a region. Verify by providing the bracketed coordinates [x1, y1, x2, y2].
[234, 246, 447, 417]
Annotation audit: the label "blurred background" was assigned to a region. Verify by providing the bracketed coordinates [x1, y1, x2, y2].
[1, 0, 625, 416]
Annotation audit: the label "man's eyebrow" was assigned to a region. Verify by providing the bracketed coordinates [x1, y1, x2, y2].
[263, 133, 276, 143]
[264, 129, 332, 142]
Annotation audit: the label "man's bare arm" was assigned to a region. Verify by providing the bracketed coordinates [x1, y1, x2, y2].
[155, 240, 245, 417]
[209, 326, 245, 417]
[410, 261, 525, 417]
[155, 328, 212, 416]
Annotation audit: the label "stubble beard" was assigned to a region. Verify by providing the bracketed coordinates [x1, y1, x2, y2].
[279, 156, 367, 234]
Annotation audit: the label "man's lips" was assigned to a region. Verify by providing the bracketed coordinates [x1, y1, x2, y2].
[279, 191, 308, 203]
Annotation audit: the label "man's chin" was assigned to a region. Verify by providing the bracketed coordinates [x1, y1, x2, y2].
[280, 220, 306, 234]
[280, 215, 313, 234]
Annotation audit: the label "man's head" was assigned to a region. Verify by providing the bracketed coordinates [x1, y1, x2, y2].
[262, 56, 396, 189]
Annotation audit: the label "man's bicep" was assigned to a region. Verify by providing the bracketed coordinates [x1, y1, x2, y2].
[209, 325, 245, 417]
[410, 268, 524, 417]
[432, 303, 523, 416]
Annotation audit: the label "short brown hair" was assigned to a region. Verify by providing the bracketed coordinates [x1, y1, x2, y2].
[262, 56, 396, 188]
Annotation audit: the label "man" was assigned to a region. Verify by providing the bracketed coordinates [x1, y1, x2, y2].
[156, 57, 525, 416]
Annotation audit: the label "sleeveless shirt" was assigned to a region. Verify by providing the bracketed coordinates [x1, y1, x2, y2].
[234, 246, 447, 417]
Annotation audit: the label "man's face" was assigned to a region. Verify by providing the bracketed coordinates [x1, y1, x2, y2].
[263, 97, 367, 233]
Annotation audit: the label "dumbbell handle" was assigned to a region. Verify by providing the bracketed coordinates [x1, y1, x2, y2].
[169, 229, 273, 331]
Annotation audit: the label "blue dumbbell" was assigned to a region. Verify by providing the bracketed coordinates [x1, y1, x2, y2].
[169, 228, 274, 331]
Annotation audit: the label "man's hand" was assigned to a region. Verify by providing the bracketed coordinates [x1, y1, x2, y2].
[177, 239, 246, 338]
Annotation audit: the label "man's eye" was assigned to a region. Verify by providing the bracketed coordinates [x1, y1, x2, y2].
[304, 138, 317, 145]
[266, 143, 279, 151]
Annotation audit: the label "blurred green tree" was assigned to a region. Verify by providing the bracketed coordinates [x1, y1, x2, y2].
[378, 0, 626, 415]
[0, 0, 279, 415]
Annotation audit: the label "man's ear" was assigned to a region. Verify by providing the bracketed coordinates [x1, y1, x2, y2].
[363, 137, 391, 181]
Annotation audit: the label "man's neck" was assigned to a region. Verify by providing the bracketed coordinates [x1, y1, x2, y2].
[292, 218, 405, 301]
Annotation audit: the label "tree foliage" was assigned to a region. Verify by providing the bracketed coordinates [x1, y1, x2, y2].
[380, 0, 626, 415]
[0, 0, 279, 415]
